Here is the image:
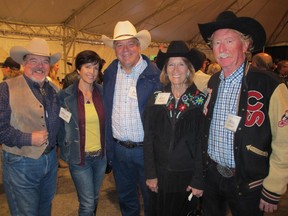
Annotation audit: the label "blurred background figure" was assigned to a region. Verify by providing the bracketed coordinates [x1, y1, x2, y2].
[62, 69, 79, 89]
[189, 48, 211, 95]
[0, 57, 21, 82]
[251, 52, 273, 71]
[206, 62, 222, 76]
[277, 60, 288, 87]
[47, 61, 62, 90]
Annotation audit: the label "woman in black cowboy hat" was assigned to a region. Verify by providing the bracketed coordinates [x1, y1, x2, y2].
[198, 11, 288, 216]
[143, 41, 206, 216]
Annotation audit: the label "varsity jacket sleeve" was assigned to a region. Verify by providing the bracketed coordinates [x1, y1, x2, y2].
[262, 83, 288, 204]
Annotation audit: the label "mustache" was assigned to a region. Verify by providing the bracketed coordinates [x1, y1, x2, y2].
[218, 53, 232, 58]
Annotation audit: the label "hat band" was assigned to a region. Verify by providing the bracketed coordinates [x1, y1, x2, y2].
[115, 34, 135, 39]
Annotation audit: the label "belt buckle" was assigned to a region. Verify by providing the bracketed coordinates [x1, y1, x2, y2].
[216, 164, 234, 178]
[85, 150, 101, 157]
[126, 141, 136, 148]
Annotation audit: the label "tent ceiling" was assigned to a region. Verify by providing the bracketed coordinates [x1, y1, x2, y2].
[0, 0, 287, 47]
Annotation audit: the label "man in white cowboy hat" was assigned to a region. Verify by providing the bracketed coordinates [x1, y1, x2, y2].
[102, 20, 161, 216]
[198, 11, 288, 215]
[0, 37, 62, 215]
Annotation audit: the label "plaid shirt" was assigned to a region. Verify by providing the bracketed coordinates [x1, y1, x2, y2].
[112, 56, 147, 142]
[208, 63, 244, 168]
[0, 75, 60, 149]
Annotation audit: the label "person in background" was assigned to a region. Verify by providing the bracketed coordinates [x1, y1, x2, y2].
[188, 48, 211, 95]
[62, 69, 79, 89]
[47, 61, 62, 89]
[0, 37, 61, 215]
[198, 11, 288, 215]
[0, 57, 21, 81]
[96, 58, 105, 84]
[251, 52, 273, 71]
[206, 62, 222, 76]
[101, 20, 161, 216]
[143, 40, 205, 216]
[277, 60, 288, 87]
[58, 50, 106, 215]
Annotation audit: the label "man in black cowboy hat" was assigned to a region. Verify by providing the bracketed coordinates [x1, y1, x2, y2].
[198, 11, 288, 215]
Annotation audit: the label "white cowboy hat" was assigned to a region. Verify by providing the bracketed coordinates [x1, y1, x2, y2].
[101, 20, 151, 50]
[10, 37, 62, 65]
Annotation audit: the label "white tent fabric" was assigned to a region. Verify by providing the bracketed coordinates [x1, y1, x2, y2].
[0, 0, 287, 78]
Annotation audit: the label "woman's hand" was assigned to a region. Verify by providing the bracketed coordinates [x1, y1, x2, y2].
[186, 185, 203, 198]
[146, 178, 158, 193]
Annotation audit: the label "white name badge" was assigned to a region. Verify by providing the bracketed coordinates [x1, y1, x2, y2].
[128, 86, 137, 99]
[59, 107, 72, 123]
[155, 93, 170, 105]
[224, 114, 241, 132]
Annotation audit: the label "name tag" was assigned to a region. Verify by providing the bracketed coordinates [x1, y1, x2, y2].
[155, 93, 170, 105]
[59, 107, 72, 123]
[224, 114, 241, 132]
[128, 86, 137, 99]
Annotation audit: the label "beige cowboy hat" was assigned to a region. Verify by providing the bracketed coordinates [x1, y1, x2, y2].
[10, 37, 62, 65]
[101, 20, 151, 50]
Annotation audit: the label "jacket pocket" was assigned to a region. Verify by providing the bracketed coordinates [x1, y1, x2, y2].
[246, 144, 268, 157]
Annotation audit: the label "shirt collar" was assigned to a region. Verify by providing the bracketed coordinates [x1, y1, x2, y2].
[117, 55, 145, 76]
[219, 63, 245, 83]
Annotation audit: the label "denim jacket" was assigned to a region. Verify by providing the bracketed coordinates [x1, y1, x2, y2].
[58, 81, 105, 165]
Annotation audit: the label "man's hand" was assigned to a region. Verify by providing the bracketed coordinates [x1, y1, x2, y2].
[31, 130, 48, 146]
[259, 199, 278, 213]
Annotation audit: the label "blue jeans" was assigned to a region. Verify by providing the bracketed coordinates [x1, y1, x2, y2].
[2, 149, 58, 216]
[113, 144, 150, 216]
[203, 163, 264, 216]
[69, 155, 106, 216]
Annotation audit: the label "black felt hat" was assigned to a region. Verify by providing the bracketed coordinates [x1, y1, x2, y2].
[198, 11, 266, 51]
[156, 41, 190, 70]
[0, 57, 20, 70]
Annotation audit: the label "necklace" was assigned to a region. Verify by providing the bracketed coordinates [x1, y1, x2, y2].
[84, 93, 92, 104]
[79, 82, 93, 104]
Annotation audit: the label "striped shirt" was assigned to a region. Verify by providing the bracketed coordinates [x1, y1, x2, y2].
[112, 56, 147, 142]
[208, 63, 244, 168]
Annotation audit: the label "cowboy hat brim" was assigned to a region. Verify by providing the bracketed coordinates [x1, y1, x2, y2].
[198, 16, 266, 51]
[10, 46, 61, 65]
[101, 29, 151, 51]
[156, 50, 191, 70]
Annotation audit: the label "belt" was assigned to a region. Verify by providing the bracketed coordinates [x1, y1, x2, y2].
[208, 157, 236, 178]
[114, 138, 143, 148]
[85, 149, 102, 157]
[43, 145, 55, 155]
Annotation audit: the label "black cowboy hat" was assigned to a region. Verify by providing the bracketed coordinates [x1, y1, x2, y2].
[156, 41, 190, 70]
[198, 11, 266, 51]
[0, 57, 20, 70]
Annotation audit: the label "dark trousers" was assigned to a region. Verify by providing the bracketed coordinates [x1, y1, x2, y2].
[203, 164, 264, 216]
[149, 189, 199, 216]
